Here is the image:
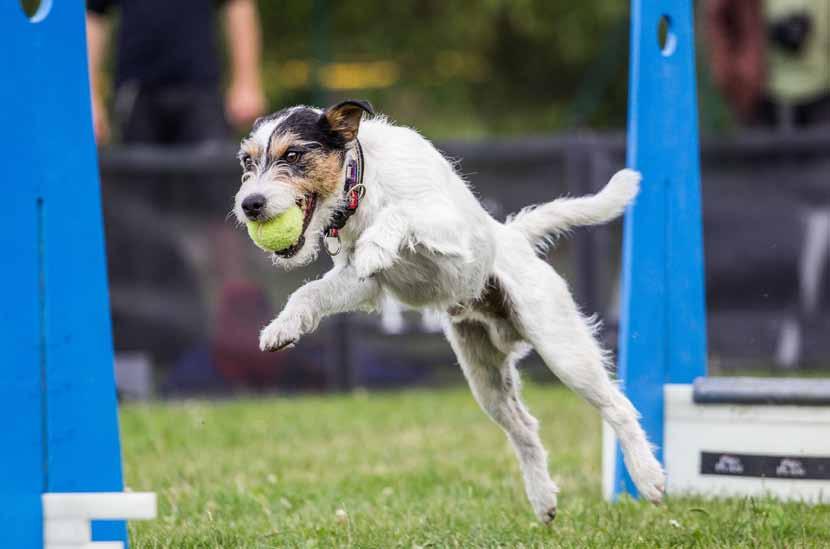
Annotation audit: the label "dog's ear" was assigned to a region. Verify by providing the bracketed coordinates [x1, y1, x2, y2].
[321, 99, 374, 142]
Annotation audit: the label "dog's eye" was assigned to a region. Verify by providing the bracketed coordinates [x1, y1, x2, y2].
[284, 151, 302, 164]
[241, 155, 255, 171]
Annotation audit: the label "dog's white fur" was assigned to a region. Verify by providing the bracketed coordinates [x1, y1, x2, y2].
[235, 113, 664, 522]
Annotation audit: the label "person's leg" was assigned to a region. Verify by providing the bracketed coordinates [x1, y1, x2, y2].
[800, 93, 830, 128]
[115, 83, 166, 144]
[750, 96, 780, 128]
[171, 85, 230, 145]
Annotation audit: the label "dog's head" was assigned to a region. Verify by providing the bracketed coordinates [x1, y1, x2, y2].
[233, 99, 374, 268]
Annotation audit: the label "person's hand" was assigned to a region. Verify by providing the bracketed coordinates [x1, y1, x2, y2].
[226, 80, 266, 131]
[91, 96, 111, 145]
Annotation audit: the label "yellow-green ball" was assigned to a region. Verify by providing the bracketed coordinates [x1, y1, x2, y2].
[246, 206, 304, 252]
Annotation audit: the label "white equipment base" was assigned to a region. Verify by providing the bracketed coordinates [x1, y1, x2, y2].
[602, 380, 830, 503]
[42, 492, 157, 549]
[664, 384, 830, 502]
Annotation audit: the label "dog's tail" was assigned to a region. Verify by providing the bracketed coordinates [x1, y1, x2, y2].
[507, 168, 640, 252]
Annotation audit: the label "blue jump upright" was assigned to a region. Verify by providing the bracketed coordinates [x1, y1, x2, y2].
[609, 1, 708, 498]
[1, 2, 128, 546]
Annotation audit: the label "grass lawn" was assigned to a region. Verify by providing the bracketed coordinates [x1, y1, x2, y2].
[121, 383, 830, 548]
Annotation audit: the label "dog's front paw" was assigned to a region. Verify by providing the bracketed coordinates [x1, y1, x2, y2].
[353, 243, 395, 279]
[259, 315, 304, 352]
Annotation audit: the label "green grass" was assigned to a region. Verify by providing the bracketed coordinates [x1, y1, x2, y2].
[122, 383, 830, 548]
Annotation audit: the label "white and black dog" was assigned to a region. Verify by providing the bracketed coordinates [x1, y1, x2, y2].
[233, 100, 664, 522]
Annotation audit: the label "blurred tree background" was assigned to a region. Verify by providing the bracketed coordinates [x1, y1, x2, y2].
[251, 0, 632, 138]
[19, 0, 728, 138]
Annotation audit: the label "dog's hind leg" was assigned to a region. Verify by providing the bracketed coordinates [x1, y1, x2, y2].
[446, 319, 559, 523]
[500, 257, 665, 503]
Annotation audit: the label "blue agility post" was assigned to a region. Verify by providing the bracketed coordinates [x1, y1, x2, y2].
[606, 2, 708, 499]
[1, 2, 154, 547]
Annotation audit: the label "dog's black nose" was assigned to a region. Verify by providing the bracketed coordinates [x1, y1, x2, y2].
[242, 194, 266, 219]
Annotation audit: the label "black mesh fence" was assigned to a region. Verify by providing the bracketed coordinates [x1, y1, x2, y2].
[99, 130, 830, 397]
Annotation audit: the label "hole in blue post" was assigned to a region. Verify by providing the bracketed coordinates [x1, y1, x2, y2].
[18, 0, 52, 23]
[657, 15, 677, 57]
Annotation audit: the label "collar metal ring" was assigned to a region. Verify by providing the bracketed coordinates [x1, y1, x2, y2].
[348, 183, 366, 201]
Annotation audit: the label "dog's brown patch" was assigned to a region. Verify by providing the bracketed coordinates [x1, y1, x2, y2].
[252, 129, 345, 200]
[268, 131, 301, 161]
[323, 103, 366, 142]
[296, 150, 344, 197]
[240, 138, 262, 159]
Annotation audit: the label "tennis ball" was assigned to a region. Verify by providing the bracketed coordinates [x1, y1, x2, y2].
[246, 205, 304, 252]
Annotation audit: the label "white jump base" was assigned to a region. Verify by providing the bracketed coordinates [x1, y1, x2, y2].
[605, 377, 830, 503]
[42, 492, 157, 549]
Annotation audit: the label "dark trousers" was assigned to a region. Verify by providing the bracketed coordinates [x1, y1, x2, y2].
[115, 82, 230, 145]
[754, 93, 830, 130]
